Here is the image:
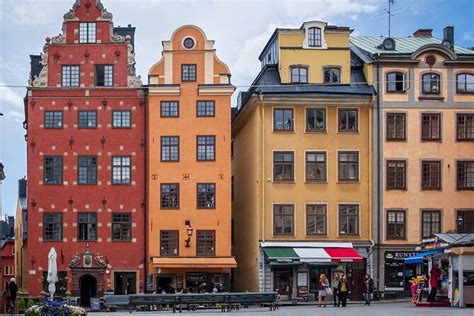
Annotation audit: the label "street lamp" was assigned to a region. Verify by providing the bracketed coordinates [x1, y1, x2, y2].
[185, 222, 193, 248]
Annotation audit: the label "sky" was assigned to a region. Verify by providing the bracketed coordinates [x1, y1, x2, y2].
[0, 0, 473, 217]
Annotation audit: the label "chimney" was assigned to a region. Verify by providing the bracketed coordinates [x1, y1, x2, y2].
[443, 26, 454, 47]
[413, 29, 433, 37]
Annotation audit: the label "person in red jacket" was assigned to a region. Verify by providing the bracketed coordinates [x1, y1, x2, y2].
[427, 265, 441, 302]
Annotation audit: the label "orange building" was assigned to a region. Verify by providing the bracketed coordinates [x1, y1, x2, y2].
[147, 25, 236, 293]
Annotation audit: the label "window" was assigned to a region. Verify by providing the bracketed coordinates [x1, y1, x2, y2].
[273, 204, 294, 235]
[79, 22, 96, 43]
[422, 73, 440, 94]
[273, 151, 294, 181]
[386, 160, 406, 190]
[112, 156, 131, 184]
[43, 213, 62, 241]
[457, 210, 474, 233]
[338, 109, 358, 132]
[181, 64, 196, 81]
[306, 108, 325, 132]
[197, 136, 215, 161]
[339, 205, 359, 235]
[456, 73, 474, 93]
[62, 65, 80, 87]
[4, 266, 14, 276]
[421, 210, 441, 238]
[306, 152, 326, 181]
[386, 72, 406, 92]
[183, 37, 195, 49]
[457, 114, 474, 141]
[197, 183, 215, 209]
[95, 65, 113, 86]
[78, 156, 97, 184]
[197, 230, 215, 257]
[274, 108, 294, 131]
[197, 101, 215, 117]
[44, 111, 63, 128]
[44, 156, 63, 185]
[308, 27, 321, 47]
[160, 101, 179, 117]
[290, 66, 308, 83]
[386, 210, 406, 240]
[112, 213, 131, 241]
[78, 213, 97, 241]
[457, 161, 474, 190]
[160, 230, 179, 257]
[78, 111, 97, 128]
[323, 67, 341, 83]
[421, 113, 441, 141]
[386, 113, 406, 140]
[306, 204, 327, 235]
[161, 183, 179, 209]
[422, 161, 441, 190]
[112, 111, 131, 128]
[338, 151, 359, 181]
[161, 136, 179, 162]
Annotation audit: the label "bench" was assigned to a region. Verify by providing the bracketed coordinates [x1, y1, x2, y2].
[177, 293, 227, 312]
[103, 295, 129, 311]
[129, 294, 178, 313]
[226, 292, 278, 311]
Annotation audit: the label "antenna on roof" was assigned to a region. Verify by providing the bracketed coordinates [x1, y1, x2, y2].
[386, 0, 395, 37]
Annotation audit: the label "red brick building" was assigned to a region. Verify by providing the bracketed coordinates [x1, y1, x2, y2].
[25, 0, 145, 305]
[1, 240, 15, 312]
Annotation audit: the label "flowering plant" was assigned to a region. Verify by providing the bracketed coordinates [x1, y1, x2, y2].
[25, 301, 86, 316]
[409, 275, 427, 285]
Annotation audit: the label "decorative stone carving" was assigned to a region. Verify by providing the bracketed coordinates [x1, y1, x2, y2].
[63, 9, 75, 20]
[95, 254, 107, 268]
[70, 253, 81, 268]
[128, 75, 142, 88]
[125, 39, 142, 87]
[101, 8, 113, 20]
[111, 34, 125, 43]
[51, 33, 66, 45]
[32, 52, 48, 87]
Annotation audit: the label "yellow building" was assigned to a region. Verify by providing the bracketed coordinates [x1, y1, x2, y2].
[14, 179, 28, 291]
[351, 27, 474, 297]
[147, 25, 236, 293]
[232, 21, 374, 300]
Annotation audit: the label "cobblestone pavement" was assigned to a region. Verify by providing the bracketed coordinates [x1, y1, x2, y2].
[88, 302, 473, 315]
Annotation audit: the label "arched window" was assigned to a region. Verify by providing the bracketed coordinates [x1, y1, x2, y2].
[386, 72, 405, 92]
[421, 73, 440, 94]
[456, 73, 474, 93]
[308, 27, 321, 47]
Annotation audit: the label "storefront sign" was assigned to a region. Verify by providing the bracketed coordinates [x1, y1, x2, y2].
[276, 258, 295, 263]
[385, 251, 420, 262]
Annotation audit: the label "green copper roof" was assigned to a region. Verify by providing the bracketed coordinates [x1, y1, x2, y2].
[350, 36, 473, 55]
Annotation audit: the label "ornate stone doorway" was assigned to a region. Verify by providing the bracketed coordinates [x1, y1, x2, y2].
[79, 274, 97, 307]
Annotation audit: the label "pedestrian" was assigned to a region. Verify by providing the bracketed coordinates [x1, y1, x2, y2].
[331, 273, 340, 307]
[7, 278, 18, 313]
[363, 273, 374, 306]
[318, 273, 329, 307]
[427, 265, 441, 302]
[338, 274, 350, 307]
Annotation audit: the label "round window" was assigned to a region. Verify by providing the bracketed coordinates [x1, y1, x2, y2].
[183, 37, 195, 49]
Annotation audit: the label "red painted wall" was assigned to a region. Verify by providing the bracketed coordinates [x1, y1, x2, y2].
[26, 0, 145, 296]
[1, 241, 15, 312]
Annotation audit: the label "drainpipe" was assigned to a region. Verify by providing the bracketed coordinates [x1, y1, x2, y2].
[375, 58, 382, 299]
[143, 88, 149, 293]
[259, 93, 266, 292]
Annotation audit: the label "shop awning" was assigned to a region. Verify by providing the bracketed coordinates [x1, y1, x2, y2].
[324, 247, 363, 262]
[294, 248, 331, 263]
[404, 249, 444, 264]
[263, 247, 299, 261]
[152, 257, 237, 269]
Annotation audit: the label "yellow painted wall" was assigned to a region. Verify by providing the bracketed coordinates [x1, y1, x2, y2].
[14, 201, 28, 290]
[278, 31, 351, 84]
[363, 64, 374, 85]
[232, 103, 261, 292]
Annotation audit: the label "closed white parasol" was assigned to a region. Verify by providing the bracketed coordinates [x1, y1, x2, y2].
[47, 247, 58, 300]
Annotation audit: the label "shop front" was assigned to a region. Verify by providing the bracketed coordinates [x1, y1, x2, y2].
[260, 242, 365, 301]
[384, 251, 428, 296]
[151, 257, 236, 293]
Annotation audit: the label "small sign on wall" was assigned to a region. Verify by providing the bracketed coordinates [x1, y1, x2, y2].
[29, 270, 36, 275]
[297, 272, 308, 287]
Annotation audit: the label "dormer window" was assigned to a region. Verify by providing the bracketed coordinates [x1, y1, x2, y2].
[323, 67, 340, 83]
[422, 73, 440, 94]
[79, 23, 96, 43]
[290, 66, 308, 83]
[308, 27, 321, 47]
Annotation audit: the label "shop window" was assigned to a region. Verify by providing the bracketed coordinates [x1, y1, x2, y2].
[274, 269, 292, 295]
[421, 160, 441, 191]
[386, 113, 406, 140]
[421, 210, 441, 238]
[456, 114, 474, 141]
[386, 160, 406, 190]
[421, 113, 441, 141]
[306, 108, 325, 132]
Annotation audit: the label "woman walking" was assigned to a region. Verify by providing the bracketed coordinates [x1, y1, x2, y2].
[338, 274, 350, 307]
[331, 273, 340, 307]
[363, 274, 374, 306]
[318, 274, 329, 307]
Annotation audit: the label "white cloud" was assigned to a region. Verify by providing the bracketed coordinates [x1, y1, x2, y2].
[3, 110, 24, 123]
[0, 81, 24, 109]
[463, 32, 474, 41]
[2, 0, 66, 27]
